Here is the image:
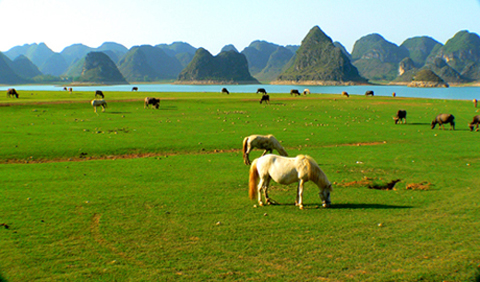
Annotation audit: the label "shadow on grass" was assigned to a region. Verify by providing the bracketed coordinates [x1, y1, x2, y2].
[331, 203, 412, 209]
[106, 111, 131, 114]
[0, 272, 7, 282]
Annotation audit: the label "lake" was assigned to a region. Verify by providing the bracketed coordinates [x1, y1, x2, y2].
[1, 84, 479, 100]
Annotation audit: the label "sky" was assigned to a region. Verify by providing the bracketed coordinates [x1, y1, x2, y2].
[1, 0, 480, 55]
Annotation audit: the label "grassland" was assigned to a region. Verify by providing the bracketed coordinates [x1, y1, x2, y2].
[0, 90, 479, 281]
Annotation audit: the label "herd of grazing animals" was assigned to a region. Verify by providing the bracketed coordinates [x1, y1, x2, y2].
[3, 87, 480, 208]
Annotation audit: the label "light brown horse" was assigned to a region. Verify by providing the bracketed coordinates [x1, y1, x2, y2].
[242, 134, 287, 165]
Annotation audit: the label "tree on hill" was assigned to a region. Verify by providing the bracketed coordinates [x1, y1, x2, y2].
[177, 48, 259, 84]
[77, 52, 127, 84]
[276, 26, 367, 84]
[118, 45, 183, 82]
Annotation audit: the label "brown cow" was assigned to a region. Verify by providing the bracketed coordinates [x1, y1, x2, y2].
[431, 114, 455, 130]
[394, 110, 407, 124]
[256, 88, 267, 94]
[365, 90, 374, 96]
[7, 88, 18, 98]
[342, 91, 349, 97]
[468, 115, 480, 131]
[144, 97, 160, 109]
[290, 89, 301, 96]
[260, 94, 270, 104]
[95, 90, 104, 98]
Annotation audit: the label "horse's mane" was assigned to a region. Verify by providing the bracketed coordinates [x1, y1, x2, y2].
[299, 155, 332, 191]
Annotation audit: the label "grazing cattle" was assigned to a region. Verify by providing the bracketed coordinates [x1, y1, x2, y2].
[91, 99, 107, 113]
[242, 134, 288, 165]
[144, 97, 160, 109]
[256, 88, 267, 94]
[392, 92, 396, 97]
[132, 87, 138, 91]
[303, 89, 310, 95]
[468, 115, 480, 131]
[342, 91, 349, 97]
[473, 99, 477, 108]
[221, 88, 229, 94]
[365, 90, 374, 96]
[431, 114, 455, 130]
[394, 110, 407, 124]
[6, 88, 18, 98]
[68, 87, 73, 94]
[249, 154, 332, 209]
[290, 89, 301, 96]
[260, 94, 270, 104]
[63, 87, 67, 91]
[95, 90, 104, 98]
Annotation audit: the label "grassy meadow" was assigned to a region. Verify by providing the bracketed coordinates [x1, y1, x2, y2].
[0, 89, 479, 281]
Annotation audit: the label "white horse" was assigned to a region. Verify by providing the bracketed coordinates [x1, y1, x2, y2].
[249, 154, 332, 209]
[91, 99, 107, 113]
[242, 134, 288, 165]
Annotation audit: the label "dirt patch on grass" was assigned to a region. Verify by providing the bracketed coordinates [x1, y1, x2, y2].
[406, 182, 431, 190]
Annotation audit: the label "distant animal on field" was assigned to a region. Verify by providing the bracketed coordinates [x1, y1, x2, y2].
[68, 87, 73, 93]
[394, 110, 407, 124]
[144, 97, 160, 109]
[468, 115, 480, 131]
[256, 88, 267, 94]
[95, 90, 104, 98]
[303, 89, 310, 95]
[431, 114, 455, 130]
[242, 134, 288, 165]
[221, 88, 229, 94]
[290, 89, 301, 96]
[132, 87, 138, 91]
[260, 94, 270, 104]
[249, 154, 332, 209]
[473, 99, 477, 108]
[6, 88, 18, 98]
[91, 99, 107, 113]
[392, 92, 396, 97]
[63, 87, 67, 91]
[342, 91, 349, 97]
[365, 90, 374, 96]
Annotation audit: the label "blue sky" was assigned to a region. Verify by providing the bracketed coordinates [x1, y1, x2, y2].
[1, 0, 480, 54]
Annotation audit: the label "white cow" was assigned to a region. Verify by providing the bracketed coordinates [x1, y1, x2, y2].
[91, 99, 107, 113]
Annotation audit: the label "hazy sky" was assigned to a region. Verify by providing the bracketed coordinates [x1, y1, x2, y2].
[1, 0, 480, 54]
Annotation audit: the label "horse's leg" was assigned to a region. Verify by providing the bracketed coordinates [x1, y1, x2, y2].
[319, 189, 331, 208]
[245, 146, 252, 165]
[257, 177, 267, 206]
[295, 180, 305, 209]
[264, 177, 273, 205]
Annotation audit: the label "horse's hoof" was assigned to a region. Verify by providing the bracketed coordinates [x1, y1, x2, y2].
[299, 205, 304, 210]
[259, 202, 264, 207]
[323, 203, 331, 208]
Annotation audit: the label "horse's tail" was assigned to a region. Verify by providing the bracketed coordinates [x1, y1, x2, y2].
[242, 137, 249, 164]
[249, 159, 259, 200]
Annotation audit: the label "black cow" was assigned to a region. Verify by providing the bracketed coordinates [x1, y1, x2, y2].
[468, 115, 480, 131]
[95, 90, 104, 98]
[256, 88, 267, 94]
[6, 88, 18, 98]
[260, 94, 270, 104]
[221, 88, 229, 94]
[290, 89, 301, 96]
[394, 110, 407, 124]
[431, 114, 455, 130]
[144, 97, 160, 109]
[132, 87, 138, 91]
[365, 90, 374, 96]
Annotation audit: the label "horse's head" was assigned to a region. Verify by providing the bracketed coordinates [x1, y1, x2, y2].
[319, 183, 332, 208]
[431, 121, 436, 129]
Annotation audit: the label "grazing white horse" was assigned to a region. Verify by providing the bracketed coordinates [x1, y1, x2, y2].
[242, 134, 288, 165]
[249, 154, 332, 209]
[91, 99, 107, 113]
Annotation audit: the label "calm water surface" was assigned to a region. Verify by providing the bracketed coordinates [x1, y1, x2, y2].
[1, 84, 479, 101]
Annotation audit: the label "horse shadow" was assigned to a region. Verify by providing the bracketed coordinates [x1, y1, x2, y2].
[106, 112, 131, 114]
[0, 273, 7, 282]
[330, 203, 412, 209]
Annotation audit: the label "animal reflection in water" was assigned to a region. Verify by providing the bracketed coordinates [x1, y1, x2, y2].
[242, 134, 288, 165]
[249, 154, 332, 209]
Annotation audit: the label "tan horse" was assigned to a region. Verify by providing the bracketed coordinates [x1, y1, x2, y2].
[249, 154, 332, 209]
[91, 99, 107, 113]
[242, 134, 288, 165]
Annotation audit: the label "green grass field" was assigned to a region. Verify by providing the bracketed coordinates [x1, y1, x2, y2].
[1, 90, 479, 281]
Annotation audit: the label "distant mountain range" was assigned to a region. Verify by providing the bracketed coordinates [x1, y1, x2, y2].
[2, 27, 480, 86]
